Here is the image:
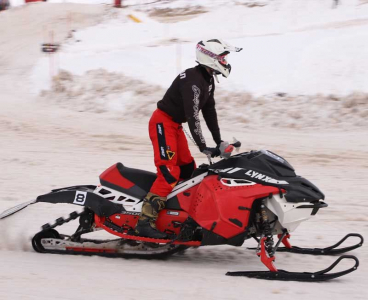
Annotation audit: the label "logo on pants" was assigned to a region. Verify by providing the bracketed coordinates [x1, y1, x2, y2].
[157, 123, 168, 160]
[161, 146, 166, 158]
[166, 150, 175, 160]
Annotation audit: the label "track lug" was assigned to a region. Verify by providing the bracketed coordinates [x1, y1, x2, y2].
[56, 218, 65, 225]
[69, 211, 79, 219]
[42, 223, 52, 230]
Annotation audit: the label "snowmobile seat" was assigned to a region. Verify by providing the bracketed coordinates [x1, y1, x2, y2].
[115, 163, 182, 210]
[116, 163, 157, 197]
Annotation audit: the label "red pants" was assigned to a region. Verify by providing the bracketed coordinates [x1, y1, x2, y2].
[149, 109, 196, 197]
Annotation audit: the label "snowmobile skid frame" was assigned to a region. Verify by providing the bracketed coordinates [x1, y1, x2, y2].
[31, 209, 190, 258]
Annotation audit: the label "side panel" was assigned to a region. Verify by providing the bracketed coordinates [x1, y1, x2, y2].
[176, 185, 199, 212]
[265, 195, 314, 232]
[156, 209, 188, 235]
[105, 209, 188, 235]
[187, 176, 279, 239]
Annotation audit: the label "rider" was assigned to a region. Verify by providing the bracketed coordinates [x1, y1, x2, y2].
[135, 39, 242, 239]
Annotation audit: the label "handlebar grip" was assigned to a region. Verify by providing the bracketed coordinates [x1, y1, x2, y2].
[232, 141, 241, 148]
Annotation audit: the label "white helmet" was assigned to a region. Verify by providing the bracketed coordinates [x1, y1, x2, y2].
[196, 39, 242, 78]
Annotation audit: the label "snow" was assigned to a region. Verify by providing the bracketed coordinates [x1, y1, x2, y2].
[0, 1, 368, 300]
[8, 0, 24, 7]
[29, 0, 368, 97]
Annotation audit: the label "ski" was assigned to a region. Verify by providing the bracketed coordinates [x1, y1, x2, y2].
[226, 255, 359, 282]
[276, 233, 364, 255]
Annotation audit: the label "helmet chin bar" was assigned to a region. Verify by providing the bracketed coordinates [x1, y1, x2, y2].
[212, 66, 229, 83]
[196, 61, 231, 82]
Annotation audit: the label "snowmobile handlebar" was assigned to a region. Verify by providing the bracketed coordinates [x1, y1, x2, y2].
[206, 139, 241, 165]
[232, 140, 241, 148]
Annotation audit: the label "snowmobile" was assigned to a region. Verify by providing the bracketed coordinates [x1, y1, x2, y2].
[0, 145, 363, 282]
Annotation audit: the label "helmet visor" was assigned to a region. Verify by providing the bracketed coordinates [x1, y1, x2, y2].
[218, 54, 228, 66]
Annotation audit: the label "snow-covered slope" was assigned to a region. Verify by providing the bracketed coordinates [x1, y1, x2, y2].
[28, 0, 368, 129]
[33, 0, 368, 96]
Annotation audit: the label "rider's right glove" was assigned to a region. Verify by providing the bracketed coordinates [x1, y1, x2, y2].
[202, 147, 221, 158]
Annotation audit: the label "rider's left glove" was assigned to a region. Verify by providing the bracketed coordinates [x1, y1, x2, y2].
[202, 147, 221, 158]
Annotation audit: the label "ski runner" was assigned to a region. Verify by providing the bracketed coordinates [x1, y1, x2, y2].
[135, 39, 243, 238]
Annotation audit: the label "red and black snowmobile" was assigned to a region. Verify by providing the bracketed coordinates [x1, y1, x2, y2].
[0, 147, 363, 281]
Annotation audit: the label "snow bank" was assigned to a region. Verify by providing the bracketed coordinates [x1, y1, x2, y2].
[40, 69, 164, 115]
[23, 0, 368, 129]
[40, 69, 368, 130]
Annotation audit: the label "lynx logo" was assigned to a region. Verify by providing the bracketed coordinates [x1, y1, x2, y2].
[180, 72, 186, 79]
[214, 167, 288, 185]
[73, 191, 87, 205]
[209, 84, 212, 93]
[245, 170, 288, 185]
[157, 124, 163, 135]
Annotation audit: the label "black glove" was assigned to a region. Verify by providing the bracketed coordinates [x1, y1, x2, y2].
[202, 147, 221, 158]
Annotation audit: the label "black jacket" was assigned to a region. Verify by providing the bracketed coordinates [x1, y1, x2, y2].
[157, 65, 221, 151]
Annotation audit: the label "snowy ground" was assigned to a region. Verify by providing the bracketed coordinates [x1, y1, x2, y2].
[0, 1, 367, 300]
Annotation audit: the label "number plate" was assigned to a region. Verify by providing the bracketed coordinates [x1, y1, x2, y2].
[73, 191, 87, 205]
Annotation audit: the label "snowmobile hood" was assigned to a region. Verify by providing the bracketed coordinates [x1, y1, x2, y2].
[209, 150, 325, 203]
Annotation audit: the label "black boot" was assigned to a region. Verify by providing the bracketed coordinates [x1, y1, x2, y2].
[135, 193, 167, 239]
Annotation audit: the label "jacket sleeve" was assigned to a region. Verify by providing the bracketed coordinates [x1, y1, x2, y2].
[202, 87, 222, 145]
[180, 81, 207, 152]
